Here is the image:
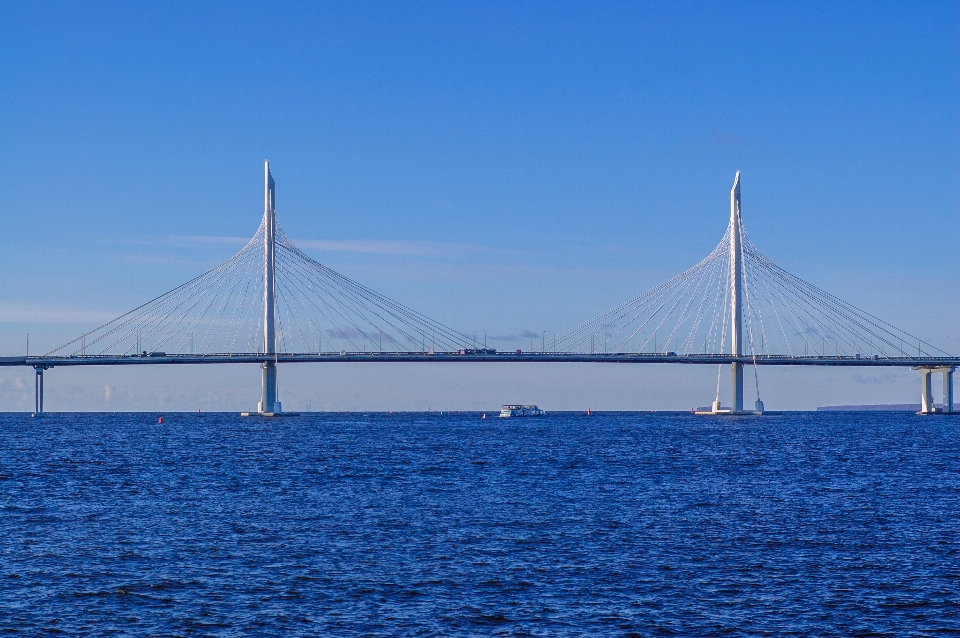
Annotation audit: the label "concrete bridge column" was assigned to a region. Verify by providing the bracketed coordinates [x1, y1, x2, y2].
[919, 368, 935, 414]
[917, 366, 956, 414]
[940, 366, 955, 414]
[731, 362, 744, 412]
[259, 361, 277, 414]
[33, 366, 44, 415]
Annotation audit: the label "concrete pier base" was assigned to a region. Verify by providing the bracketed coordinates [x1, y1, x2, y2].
[31, 366, 44, 416]
[258, 361, 278, 414]
[731, 362, 744, 413]
[915, 366, 955, 414]
[920, 368, 935, 414]
[943, 367, 955, 414]
[694, 408, 765, 416]
[695, 362, 761, 415]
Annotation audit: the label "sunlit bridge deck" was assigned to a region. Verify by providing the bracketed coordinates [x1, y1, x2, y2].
[7, 352, 959, 368]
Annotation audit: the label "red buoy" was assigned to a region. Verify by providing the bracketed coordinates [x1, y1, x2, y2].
[158, 417, 163, 424]
[587, 408, 591, 416]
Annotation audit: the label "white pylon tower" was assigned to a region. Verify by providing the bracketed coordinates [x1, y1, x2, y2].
[729, 171, 744, 412]
[258, 160, 279, 414]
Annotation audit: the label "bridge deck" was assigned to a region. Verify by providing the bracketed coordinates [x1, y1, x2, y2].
[4, 353, 958, 368]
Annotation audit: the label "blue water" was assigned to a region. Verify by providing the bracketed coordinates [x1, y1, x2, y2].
[1, 411, 958, 635]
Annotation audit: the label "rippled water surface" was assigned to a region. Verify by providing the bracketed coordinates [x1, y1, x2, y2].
[1, 411, 958, 635]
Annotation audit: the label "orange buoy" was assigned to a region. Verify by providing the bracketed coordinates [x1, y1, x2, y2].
[158, 417, 163, 424]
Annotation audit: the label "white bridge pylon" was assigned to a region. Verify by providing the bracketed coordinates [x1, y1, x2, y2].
[259, 161, 278, 414]
[48, 161, 481, 413]
[729, 171, 746, 413]
[544, 172, 952, 414]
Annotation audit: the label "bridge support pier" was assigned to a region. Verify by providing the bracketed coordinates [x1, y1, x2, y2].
[944, 367, 954, 414]
[258, 361, 279, 414]
[731, 362, 744, 413]
[916, 366, 954, 414]
[33, 366, 44, 416]
[920, 368, 934, 414]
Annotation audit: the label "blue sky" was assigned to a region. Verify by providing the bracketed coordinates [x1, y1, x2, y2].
[1, 1, 957, 411]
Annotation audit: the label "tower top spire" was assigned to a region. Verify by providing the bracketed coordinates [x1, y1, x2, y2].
[730, 170, 741, 225]
[264, 160, 275, 214]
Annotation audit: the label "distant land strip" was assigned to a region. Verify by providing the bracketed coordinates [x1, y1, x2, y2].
[817, 404, 956, 411]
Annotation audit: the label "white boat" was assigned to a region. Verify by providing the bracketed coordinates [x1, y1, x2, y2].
[499, 404, 544, 418]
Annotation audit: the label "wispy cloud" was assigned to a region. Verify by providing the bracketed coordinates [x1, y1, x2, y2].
[291, 239, 495, 257]
[167, 234, 250, 246]
[162, 235, 497, 257]
[118, 253, 191, 265]
[852, 371, 909, 385]
[0, 302, 118, 324]
[488, 330, 541, 342]
[711, 129, 755, 146]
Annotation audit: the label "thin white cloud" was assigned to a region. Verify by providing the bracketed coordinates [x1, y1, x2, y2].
[163, 234, 499, 257]
[292, 239, 494, 256]
[488, 330, 542, 342]
[711, 129, 755, 146]
[0, 302, 118, 324]
[118, 253, 188, 265]
[166, 234, 250, 246]
[97, 232, 511, 258]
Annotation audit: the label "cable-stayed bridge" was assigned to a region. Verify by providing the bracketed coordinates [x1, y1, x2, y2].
[7, 163, 956, 415]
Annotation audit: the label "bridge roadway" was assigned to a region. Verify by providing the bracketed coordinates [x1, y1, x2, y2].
[3, 352, 959, 368]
